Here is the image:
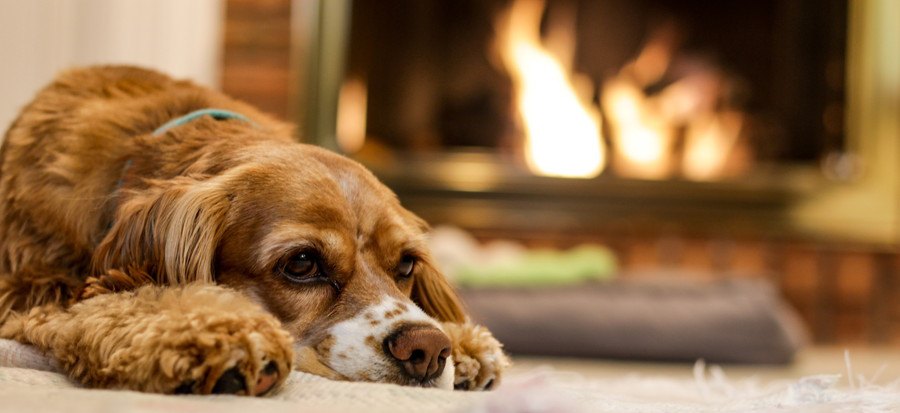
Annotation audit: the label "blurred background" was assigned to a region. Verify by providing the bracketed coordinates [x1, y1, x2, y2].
[0, 0, 898, 365]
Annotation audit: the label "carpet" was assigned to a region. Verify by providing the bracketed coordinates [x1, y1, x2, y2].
[1, 339, 897, 413]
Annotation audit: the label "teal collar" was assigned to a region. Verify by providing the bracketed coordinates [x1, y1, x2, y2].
[109, 108, 257, 231]
[114, 108, 256, 192]
[152, 108, 256, 136]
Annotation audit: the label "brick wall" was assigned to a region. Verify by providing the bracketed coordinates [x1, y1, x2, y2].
[222, 0, 292, 120]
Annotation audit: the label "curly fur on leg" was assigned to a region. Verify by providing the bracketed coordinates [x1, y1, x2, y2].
[0, 284, 294, 395]
[0, 273, 82, 324]
[442, 321, 510, 390]
[79, 268, 156, 300]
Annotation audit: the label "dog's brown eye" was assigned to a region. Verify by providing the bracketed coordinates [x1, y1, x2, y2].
[281, 251, 319, 281]
[396, 255, 416, 278]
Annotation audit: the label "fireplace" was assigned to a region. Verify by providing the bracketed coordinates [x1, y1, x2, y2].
[290, 0, 898, 245]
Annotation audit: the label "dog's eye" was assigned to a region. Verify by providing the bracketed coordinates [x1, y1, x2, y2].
[281, 251, 320, 282]
[396, 255, 416, 279]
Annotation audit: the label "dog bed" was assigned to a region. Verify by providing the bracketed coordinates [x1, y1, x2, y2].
[460, 274, 808, 364]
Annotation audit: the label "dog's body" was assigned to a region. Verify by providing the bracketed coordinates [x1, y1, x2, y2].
[0, 66, 506, 395]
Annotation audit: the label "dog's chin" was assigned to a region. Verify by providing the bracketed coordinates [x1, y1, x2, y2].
[346, 356, 456, 390]
[374, 356, 455, 390]
[431, 356, 455, 390]
[295, 345, 456, 390]
[399, 355, 454, 390]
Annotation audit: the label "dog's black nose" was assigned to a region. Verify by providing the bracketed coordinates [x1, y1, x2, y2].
[384, 326, 451, 382]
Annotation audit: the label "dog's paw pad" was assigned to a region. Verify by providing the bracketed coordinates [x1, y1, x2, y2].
[174, 380, 196, 395]
[173, 361, 285, 396]
[255, 361, 281, 396]
[157, 311, 293, 396]
[212, 367, 247, 395]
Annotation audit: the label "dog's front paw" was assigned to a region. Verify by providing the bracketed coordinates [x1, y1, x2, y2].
[140, 286, 295, 396]
[159, 312, 294, 396]
[442, 321, 509, 391]
[58, 285, 295, 396]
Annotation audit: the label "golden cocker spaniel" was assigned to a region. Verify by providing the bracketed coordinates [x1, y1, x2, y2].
[0, 66, 507, 395]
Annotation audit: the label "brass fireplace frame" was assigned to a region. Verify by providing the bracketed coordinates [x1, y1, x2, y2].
[290, 0, 899, 247]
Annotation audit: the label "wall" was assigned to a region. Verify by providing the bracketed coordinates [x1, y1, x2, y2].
[0, 0, 225, 135]
[221, 0, 293, 120]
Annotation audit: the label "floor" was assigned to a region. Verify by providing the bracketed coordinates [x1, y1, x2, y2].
[510, 346, 900, 384]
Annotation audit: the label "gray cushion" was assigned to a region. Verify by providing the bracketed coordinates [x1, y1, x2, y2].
[459, 273, 808, 364]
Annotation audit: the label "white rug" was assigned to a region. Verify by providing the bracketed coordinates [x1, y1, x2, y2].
[0, 339, 897, 413]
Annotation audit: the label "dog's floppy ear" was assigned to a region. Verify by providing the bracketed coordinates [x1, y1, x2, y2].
[90, 176, 230, 289]
[411, 258, 467, 323]
[398, 209, 468, 323]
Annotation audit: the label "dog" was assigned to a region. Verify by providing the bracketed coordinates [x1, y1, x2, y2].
[0, 66, 508, 395]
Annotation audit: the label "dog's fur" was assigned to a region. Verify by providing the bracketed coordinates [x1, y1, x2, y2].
[0, 66, 508, 395]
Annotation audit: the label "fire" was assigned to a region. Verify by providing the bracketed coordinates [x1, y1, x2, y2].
[336, 77, 368, 153]
[601, 77, 674, 179]
[494, 3, 748, 181]
[682, 111, 745, 181]
[495, 0, 605, 179]
[601, 23, 746, 180]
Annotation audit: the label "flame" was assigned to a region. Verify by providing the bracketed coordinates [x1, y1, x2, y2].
[496, 0, 605, 178]
[602, 77, 674, 179]
[683, 112, 744, 180]
[600, 23, 746, 181]
[336, 77, 368, 153]
[493, 3, 748, 181]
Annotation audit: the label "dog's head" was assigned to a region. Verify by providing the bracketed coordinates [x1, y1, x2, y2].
[93, 136, 465, 389]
